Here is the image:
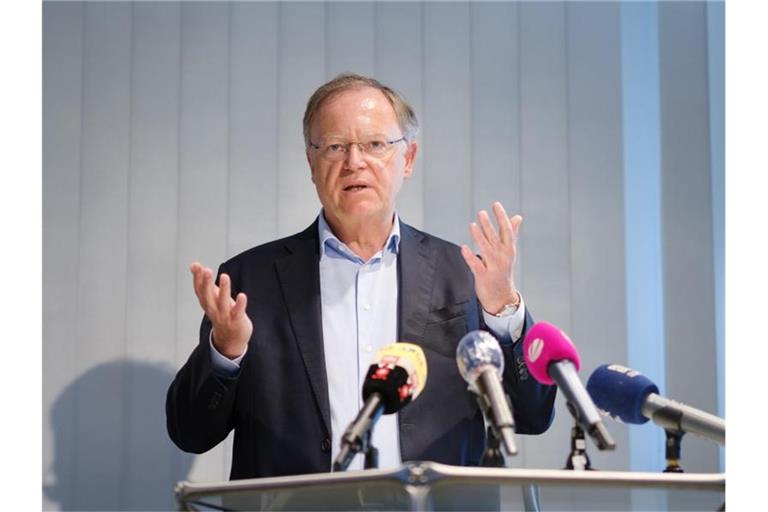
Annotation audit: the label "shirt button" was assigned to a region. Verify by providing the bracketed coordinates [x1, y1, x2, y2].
[363, 303, 371, 311]
[365, 345, 372, 353]
[321, 437, 331, 452]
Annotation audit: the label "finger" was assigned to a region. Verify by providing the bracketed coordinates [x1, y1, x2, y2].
[469, 222, 494, 263]
[230, 292, 248, 321]
[492, 202, 514, 245]
[477, 210, 500, 246]
[191, 264, 213, 309]
[507, 215, 523, 264]
[510, 214, 523, 237]
[190, 263, 205, 297]
[460, 245, 485, 277]
[201, 267, 218, 311]
[509, 215, 523, 246]
[217, 273, 232, 314]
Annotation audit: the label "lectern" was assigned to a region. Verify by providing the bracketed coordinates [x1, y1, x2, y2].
[175, 461, 725, 511]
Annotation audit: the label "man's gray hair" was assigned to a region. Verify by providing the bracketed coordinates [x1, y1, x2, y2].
[302, 73, 420, 147]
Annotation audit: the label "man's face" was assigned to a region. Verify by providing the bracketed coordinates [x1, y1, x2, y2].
[306, 86, 417, 227]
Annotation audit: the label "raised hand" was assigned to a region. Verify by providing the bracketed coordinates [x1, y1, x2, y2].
[190, 262, 253, 359]
[460, 202, 522, 315]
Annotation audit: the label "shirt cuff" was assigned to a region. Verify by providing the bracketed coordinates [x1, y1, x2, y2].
[209, 330, 247, 377]
[482, 293, 527, 344]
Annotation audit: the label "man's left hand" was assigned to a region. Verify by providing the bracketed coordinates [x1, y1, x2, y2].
[460, 201, 521, 315]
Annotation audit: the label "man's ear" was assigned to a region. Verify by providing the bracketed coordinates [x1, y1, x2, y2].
[403, 141, 418, 178]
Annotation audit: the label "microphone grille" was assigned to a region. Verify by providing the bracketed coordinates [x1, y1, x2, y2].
[586, 364, 659, 424]
[456, 330, 504, 385]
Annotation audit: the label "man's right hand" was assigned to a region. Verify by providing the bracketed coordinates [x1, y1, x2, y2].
[190, 262, 253, 359]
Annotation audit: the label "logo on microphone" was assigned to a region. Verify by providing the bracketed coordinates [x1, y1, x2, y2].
[607, 364, 641, 378]
[528, 338, 544, 362]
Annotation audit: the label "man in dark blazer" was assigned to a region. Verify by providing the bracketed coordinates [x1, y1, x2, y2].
[166, 74, 556, 480]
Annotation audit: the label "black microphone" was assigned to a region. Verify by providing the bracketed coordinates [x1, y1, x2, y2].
[586, 364, 725, 445]
[333, 343, 427, 471]
[456, 330, 517, 456]
[523, 322, 616, 450]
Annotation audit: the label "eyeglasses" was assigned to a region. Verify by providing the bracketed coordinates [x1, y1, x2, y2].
[308, 137, 407, 161]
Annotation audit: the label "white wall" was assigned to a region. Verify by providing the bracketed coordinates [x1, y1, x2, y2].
[42, 2, 723, 510]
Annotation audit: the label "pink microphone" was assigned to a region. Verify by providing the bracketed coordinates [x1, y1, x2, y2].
[523, 322, 615, 450]
[523, 322, 581, 385]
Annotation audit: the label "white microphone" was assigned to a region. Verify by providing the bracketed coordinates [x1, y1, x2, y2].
[456, 330, 517, 456]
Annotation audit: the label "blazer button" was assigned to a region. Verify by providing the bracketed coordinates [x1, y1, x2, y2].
[321, 437, 331, 452]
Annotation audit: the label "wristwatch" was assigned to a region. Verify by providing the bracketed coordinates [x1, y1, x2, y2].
[491, 291, 522, 318]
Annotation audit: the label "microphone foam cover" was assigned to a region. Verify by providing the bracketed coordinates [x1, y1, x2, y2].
[522, 322, 580, 385]
[456, 330, 504, 385]
[363, 365, 411, 414]
[586, 364, 659, 424]
[362, 342, 428, 414]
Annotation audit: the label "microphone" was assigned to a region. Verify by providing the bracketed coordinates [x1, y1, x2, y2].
[523, 322, 616, 450]
[333, 343, 427, 471]
[456, 330, 517, 456]
[586, 364, 725, 445]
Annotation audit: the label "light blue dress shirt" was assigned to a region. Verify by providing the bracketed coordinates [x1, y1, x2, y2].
[209, 212, 527, 471]
[317, 212, 402, 470]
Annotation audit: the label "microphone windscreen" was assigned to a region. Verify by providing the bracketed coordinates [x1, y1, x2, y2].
[362, 343, 427, 414]
[456, 330, 504, 385]
[586, 364, 659, 424]
[523, 322, 580, 385]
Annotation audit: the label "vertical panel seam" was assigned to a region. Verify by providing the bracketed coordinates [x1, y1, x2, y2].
[226, 3, 232, 258]
[72, 3, 87, 507]
[372, 1, 379, 77]
[515, 2, 524, 296]
[171, 1, 184, 484]
[419, 1, 426, 219]
[324, 1, 329, 79]
[468, 3, 475, 218]
[274, 3, 280, 239]
[119, 3, 136, 508]
[275, 2, 285, 237]
[514, 3, 527, 467]
[564, 2, 575, 336]
[173, 1, 185, 385]
[224, 0, 233, 475]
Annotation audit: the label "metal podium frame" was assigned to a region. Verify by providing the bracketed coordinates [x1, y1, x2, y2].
[175, 461, 725, 511]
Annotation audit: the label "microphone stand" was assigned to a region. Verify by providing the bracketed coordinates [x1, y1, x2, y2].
[362, 429, 379, 470]
[480, 424, 542, 512]
[663, 429, 685, 473]
[333, 395, 384, 472]
[480, 426, 505, 467]
[564, 422, 593, 470]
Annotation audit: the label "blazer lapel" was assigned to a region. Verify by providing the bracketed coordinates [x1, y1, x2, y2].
[397, 222, 436, 346]
[274, 221, 331, 436]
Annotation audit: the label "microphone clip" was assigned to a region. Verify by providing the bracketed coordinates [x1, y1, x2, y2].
[479, 426, 506, 468]
[663, 429, 686, 473]
[564, 422, 594, 471]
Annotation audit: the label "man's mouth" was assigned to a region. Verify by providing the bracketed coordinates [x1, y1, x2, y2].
[343, 185, 368, 191]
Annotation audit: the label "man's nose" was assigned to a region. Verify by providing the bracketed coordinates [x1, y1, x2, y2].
[344, 143, 366, 168]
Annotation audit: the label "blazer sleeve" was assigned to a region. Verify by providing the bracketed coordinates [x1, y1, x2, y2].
[487, 305, 558, 435]
[166, 265, 241, 454]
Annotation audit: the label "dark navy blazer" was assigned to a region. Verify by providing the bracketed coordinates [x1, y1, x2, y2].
[166, 219, 556, 480]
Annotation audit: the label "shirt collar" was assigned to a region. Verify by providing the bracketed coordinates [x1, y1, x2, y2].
[318, 210, 401, 262]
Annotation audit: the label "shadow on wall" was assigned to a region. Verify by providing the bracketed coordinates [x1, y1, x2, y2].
[45, 360, 194, 511]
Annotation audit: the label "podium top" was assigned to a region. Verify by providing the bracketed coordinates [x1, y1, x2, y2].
[175, 462, 725, 511]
